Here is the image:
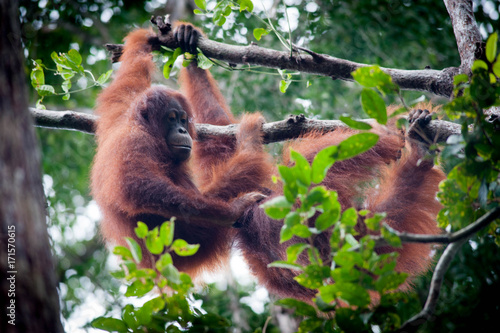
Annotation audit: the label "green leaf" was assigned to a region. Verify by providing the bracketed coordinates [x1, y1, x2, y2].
[291, 223, 313, 238]
[110, 270, 126, 279]
[375, 271, 408, 292]
[352, 65, 397, 95]
[315, 205, 340, 231]
[295, 265, 330, 289]
[97, 69, 113, 85]
[280, 79, 291, 93]
[485, 32, 498, 63]
[155, 253, 173, 271]
[286, 243, 309, 263]
[160, 220, 175, 246]
[290, 150, 312, 187]
[125, 237, 142, 263]
[137, 297, 165, 325]
[471, 60, 488, 71]
[122, 304, 139, 330]
[30, 68, 45, 88]
[311, 145, 338, 184]
[493, 59, 500, 77]
[125, 279, 154, 297]
[196, 52, 213, 69]
[339, 115, 373, 130]
[171, 239, 200, 256]
[331, 267, 361, 282]
[282, 212, 301, 242]
[112, 246, 132, 260]
[253, 28, 269, 41]
[334, 251, 363, 269]
[163, 47, 182, 79]
[360, 88, 387, 124]
[91, 317, 128, 332]
[303, 186, 328, 210]
[341, 208, 358, 227]
[238, 0, 253, 12]
[337, 132, 379, 161]
[320, 282, 371, 307]
[261, 196, 293, 219]
[160, 264, 181, 284]
[35, 98, 46, 110]
[134, 222, 149, 239]
[36, 84, 55, 96]
[194, 0, 206, 10]
[193, 9, 204, 15]
[67, 49, 82, 66]
[454, 73, 470, 86]
[145, 227, 164, 255]
[61, 79, 71, 94]
[365, 212, 386, 231]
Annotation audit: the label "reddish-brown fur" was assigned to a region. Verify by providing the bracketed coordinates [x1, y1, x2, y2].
[94, 24, 445, 303]
[179, 27, 445, 300]
[91, 29, 269, 278]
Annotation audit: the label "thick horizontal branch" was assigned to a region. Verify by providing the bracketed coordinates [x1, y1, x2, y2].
[30, 108, 462, 144]
[106, 28, 458, 98]
[31, 108, 97, 134]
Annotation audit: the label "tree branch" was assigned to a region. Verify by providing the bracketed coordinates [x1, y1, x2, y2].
[30, 108, 462, 144]
[444, 0, 483, 74]
[393, 207, 500, 332]
[393, 238, 467, 333]
[105, 17, 460, 98]
[31, 108, 97, 134]
[382, 206, 500, 245]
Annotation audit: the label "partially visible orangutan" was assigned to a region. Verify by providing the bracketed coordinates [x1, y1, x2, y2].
[91, 28, 270, 278]
[176, 23, 445, 302]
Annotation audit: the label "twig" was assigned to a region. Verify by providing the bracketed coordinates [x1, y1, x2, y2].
[382, 206, 500, 245]
[393, 238, 467, 333]
[30, 108, 462, 144]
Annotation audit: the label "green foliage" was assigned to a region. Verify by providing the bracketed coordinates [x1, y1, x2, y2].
[92, 219, 233, 332]
[352, 66, 400, 124]
[31, 48, 112, 109]
[438, 33, 500, 241]
[263, 133, 411, 330]
[262, 33, 500, 330]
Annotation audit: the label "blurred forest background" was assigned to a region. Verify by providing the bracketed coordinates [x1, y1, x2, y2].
[18, 0, 500, 331]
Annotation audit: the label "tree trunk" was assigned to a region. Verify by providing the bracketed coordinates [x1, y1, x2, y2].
[0, 1, 63, 332]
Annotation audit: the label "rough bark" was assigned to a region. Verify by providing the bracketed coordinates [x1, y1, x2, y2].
[0, 2, 63, 332]
[444, 0, 483, 74]
[30, 108, 463, 145]
[106, 18, 459, 98]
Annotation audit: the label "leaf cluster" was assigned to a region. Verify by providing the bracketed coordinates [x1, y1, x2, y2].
[31, 48, 112, 109]
[91, 219, 231, 333]
[438, 33, 500, 241]
[261, 68, 413, 331]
